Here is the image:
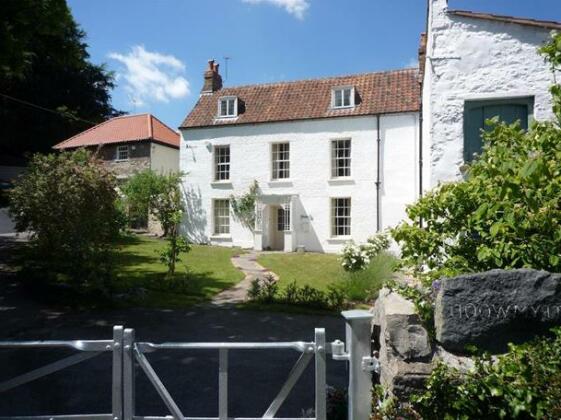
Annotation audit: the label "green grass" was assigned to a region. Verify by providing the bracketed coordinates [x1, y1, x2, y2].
[114, 235, 245, 307]
[256, 252, 341, 291]
[257, 251, 399, 304]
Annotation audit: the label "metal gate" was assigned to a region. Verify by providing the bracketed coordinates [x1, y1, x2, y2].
[0, 310, 376, 420]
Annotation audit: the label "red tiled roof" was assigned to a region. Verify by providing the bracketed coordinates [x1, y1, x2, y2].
[448, 10, 561, 30]
[54, 114, 180, 150]
[180, 69, 420, 129]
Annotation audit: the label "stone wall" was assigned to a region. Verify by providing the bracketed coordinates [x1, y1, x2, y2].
[98, 142, 151, 179]
[372, 269, 561, 399]
[371, 288, 433, 398]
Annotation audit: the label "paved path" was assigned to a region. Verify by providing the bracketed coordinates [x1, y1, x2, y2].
[211, 251, 277, 305]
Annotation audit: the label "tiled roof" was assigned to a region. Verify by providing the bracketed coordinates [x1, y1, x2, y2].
[448, 10, 561, 30]
[180, 69, 420, 129]
[54, 114, 180, 150]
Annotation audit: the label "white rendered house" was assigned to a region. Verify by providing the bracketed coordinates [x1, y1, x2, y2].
[179, 61, 420, 252]
[179, 3, 561, 253]
[422, 0, 561, 187]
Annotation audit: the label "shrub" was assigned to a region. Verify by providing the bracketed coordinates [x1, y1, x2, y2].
[9, 150, 121, 291]
[259, 273, 278, 303]
[122, 170, 185, 237]
[248, 276, 347, 311]
[392, 33, 561, 283]
[411, 328, 561, 419]
[340, 233, 390, 272]
[337, 252, 398, 302]
[248, 278, 262, 300]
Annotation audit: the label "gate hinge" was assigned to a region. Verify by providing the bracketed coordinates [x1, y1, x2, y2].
[330, 340, 349, 361]
[361, 354, 380, 374]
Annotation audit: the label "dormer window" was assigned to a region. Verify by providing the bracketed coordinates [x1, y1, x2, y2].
[332, 86, 355, 109]
[218, 96, 238, 118]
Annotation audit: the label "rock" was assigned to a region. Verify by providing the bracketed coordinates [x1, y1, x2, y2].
[433, 345, 474, 373]
[435, 269, 561, 353]
[372, 288, 433, 398]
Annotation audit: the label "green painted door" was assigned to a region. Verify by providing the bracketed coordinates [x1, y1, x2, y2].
[464, 97, 533, 162]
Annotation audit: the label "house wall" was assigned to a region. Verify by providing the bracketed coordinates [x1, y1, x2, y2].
[98, 142, 151, 179]
[180, 114, 418, 253]
[423, 0, 556, 187]
[150, 143, 179, 174]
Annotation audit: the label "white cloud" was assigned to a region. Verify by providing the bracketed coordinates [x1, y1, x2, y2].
[405, 57, 419, 68]
[108, 45, 190, 107]
[242, 0, 310, 19]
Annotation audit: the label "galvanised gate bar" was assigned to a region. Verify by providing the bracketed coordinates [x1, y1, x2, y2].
[0, 310, 377, 420]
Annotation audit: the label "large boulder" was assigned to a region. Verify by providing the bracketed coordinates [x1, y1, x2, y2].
[371, 288, 433, 398]
[435, 269, 561, 353]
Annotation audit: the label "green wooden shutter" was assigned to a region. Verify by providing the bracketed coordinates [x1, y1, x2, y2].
[463, 97, 533, 162]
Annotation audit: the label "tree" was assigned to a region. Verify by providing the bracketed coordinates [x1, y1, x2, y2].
[122, 170, 185, 236]
[0, 0, 123, 160]
[9, 150, 122, 290]
[392, 32, 561, 282]
[122, 170, 189, 277]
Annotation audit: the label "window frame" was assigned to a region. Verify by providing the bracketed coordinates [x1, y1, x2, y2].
[331, 138, 352, 178]
[213, 145, 230, 181]
[217, 96, 238, 118]
[116, 145, 129, 161]
[271, 142, 291, 180]
[463, 96, 534, 162]
[277, 206, 290, 232]
[213, 199, 231, 236]
[331, 86, 355, 109]
[331, 197, 351, 238]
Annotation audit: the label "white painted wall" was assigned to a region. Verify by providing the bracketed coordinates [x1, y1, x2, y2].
[423, 0, 556, 187]
[180, 114, 418, 253]
[150, 143, 179, 174]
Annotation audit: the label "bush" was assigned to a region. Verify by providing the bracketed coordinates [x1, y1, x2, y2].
[411, 329, 561, 419]
[336, 252, 398, 302]
[248, 276, 347, 311]
[340, 233, 390, 272]
[122, 170, 184, 236]
[392, 33, 561, 283]
[9, 150, 121, 291]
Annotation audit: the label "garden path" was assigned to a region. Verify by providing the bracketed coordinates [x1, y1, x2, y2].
[211, 250, 278, 305]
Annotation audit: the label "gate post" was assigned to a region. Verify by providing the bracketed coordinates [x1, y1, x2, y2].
[341, 310, 373, 420]
[112, 326, 124, 420]
[123, 328, 136, 420]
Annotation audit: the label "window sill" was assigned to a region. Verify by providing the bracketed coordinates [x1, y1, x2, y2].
[210, 235, 232, 241]
[268, 179, 293, 187]
[114, 159, 130, 163]
[328, 178, 354, 185]
[215, 115, 238, 120]
[327, 236, 352, 243]
[331, 105, 355, 110]
[211, 181, 233, 188]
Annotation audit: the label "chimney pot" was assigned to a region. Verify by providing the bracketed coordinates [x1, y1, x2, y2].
[202, 59, 223, 93]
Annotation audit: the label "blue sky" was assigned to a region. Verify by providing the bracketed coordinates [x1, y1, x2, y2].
[67, 0, 561, 129]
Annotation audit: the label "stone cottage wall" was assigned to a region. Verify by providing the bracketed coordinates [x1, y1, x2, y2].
[422, 0, 556, 187]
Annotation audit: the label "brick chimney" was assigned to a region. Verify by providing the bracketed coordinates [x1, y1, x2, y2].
[201, 59, 223, 93]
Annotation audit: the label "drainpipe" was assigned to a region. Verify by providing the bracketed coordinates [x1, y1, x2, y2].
[376, 114, 382, 232]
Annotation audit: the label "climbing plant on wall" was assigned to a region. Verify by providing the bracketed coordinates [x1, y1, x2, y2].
[230, 180, 260, 231]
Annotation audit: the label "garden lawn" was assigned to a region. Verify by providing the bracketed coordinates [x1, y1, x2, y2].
[256, 252, 341, 291]
[115, 235, 245, 307]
